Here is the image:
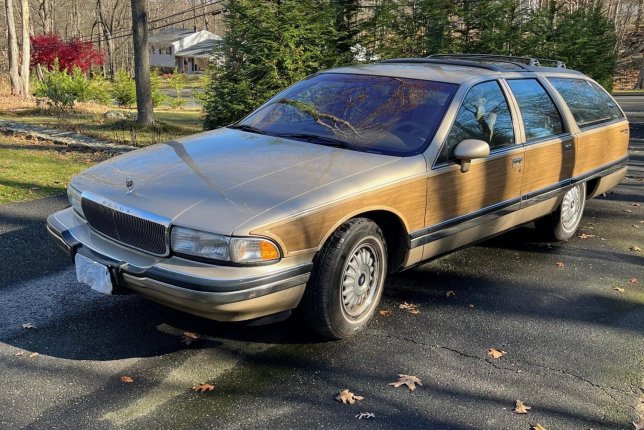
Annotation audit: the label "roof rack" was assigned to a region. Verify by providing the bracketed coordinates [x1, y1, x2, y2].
[428, 54, 567, 69]
[380, 57, 519, 72]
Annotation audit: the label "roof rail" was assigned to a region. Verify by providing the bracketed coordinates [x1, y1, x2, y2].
[428, 54, 566, 69]
[380, 57, 519, 72]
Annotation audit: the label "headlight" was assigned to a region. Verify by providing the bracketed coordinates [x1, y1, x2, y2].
[170, 227, 281, 264]
[67, 184, 84, 218]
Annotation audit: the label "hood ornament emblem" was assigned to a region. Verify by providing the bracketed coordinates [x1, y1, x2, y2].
[125, 177, 134, 195]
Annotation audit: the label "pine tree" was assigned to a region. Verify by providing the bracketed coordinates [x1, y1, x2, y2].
[203, 0, 340, 129]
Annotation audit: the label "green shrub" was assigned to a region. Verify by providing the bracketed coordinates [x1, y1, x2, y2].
[112, 70, 137, 107]
[85, 75, 112, 105]
[167, 69, 186, 109]
[150, 69, 165, 107]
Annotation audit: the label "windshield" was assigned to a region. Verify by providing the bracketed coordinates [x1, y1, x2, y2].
[237, 73, 458, 155]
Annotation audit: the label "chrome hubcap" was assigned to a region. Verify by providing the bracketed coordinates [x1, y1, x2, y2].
[561, 185, 582, 230]
[341, 243, 380, 318]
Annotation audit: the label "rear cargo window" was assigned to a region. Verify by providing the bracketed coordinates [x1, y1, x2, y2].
[547, 78, 623, 128]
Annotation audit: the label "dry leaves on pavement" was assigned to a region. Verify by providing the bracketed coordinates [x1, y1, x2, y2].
[29, 352, 39, 359]
[577, 233, 595, 239]
[555, 261, 565, 268]
[336, 389, 364, 404]
[445, 291, 456, 298]
[192, 383, 215, 393]
[487, 348, 507, 359]
[399, 302, 420, 315]
[633, 420, 644, 430]
[629, 246, 641, 252]
[378, 309, 392, 317]
[613, 287, 625, 293]
[531, 424, 547, 430]
[181, 331, 200, 345]
[513, 400, 531, 414]
[21, 323, 36, 329]
[120, 376, 134, 383]
[14, 350, 24, 357]
[630, 278, 640, 284]
[355, 412, 375, 419]
[388, 374, 423, 391]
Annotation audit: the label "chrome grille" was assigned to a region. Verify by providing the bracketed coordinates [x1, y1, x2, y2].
[81, 196, 169, 256]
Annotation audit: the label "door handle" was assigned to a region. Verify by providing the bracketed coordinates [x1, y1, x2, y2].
[512, 157, 523, 166]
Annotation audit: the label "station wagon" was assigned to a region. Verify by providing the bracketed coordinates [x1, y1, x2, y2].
[47, 54, 629, 339]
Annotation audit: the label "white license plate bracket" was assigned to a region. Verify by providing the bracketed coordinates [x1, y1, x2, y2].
[75, 253, 113, 295]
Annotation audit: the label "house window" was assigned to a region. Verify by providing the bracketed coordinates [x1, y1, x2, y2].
[150, 46, 155, 55]
[167, 46, 172, 55]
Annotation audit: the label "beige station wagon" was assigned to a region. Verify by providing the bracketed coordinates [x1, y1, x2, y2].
[47, 54, 629, 339]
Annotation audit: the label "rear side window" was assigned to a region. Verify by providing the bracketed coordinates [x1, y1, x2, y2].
[548, 78, 623, 128]
[438, 80, 515, 164]
[507, 79, 563, 141]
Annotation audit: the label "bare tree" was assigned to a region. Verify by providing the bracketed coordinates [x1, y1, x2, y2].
[97, 0, 116, 78]
[4, 0, 23, 95]
[130, 0, 154, 126]
[20, 0, 30, 96]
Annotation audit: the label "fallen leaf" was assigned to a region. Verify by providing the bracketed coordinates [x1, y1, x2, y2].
[555, 261, 565, 268]
[14, 350, 24, 357]
[192, 383, 215, 393]
[399, 302, 420, 314]
[21, 323, 36, 329]
[624, 209, 632, 213]
[468, 304, 475, 308]
[629, 246, 641, 252]
[120, 375, 134, 383]
[388, 374, 423, 391]
[336, 389, 364, 404]
[631, 203, 640, 207]
[487, 348, 507, 359]
[531, 424, 547, 430]
[29, 352, 39, 359]
[513, 399, 531, 414]
[630, 278, 640, 284]
[613, 287, 625, 293]
[633, 224, 641, 229]
[633, 420, 644, 430]
[577, 233, 595, 239]
[355, 412, 375, 419]
[445, 290, 456, 298]
[181, 331, 200, 345]
[378, 309, 392, 317]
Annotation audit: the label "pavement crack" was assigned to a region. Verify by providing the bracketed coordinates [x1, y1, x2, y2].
[365, 330, 639, 402]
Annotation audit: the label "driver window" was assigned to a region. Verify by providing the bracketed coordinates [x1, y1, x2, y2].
[437, 81, 515, 164]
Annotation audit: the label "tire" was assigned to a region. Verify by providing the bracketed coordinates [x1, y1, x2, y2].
[301, 218, 387, 339]
[535, 182, 586, 241]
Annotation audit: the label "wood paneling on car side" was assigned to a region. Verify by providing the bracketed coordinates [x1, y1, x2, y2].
[251, 177, 427, 256]
[521, 136, 575, 195]
[425, 149, 524, 227]
[573, 121, 629, 177]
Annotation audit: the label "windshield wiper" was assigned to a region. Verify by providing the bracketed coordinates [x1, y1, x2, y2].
[276, 133, 352, 149]
[228, 124, 269, 135]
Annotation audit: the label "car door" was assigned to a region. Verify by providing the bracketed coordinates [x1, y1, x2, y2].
[420, 80, 524, 258]
[504, 78, 574, 205]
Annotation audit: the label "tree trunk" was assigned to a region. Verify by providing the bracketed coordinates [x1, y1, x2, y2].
[38, 0, 52, 33]
[4, 0, 23, 96]
[635, 55, 644, 90]
[130, 0, 155, 126]
[97, 0, 116, 79]
[21, 0, 30, 97]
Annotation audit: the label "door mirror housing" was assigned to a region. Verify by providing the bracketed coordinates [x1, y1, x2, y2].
[454, 139, 490, 173]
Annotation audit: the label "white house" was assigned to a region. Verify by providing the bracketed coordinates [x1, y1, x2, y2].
[148, 29, 222, 74]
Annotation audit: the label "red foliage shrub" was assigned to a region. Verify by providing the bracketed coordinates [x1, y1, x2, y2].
[31, 34, 105, 72]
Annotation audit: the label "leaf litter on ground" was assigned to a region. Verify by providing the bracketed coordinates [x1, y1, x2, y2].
[388, 374, 423, 391]
[336, 389, 364, 404]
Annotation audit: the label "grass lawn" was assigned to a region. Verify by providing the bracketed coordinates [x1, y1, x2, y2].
[0, 134, 111, 204]
[0, 94, 204, 147]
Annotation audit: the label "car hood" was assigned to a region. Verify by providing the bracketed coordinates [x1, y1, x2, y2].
[73, 128, 401, 234]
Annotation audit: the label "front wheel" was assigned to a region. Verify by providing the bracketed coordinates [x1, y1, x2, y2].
[536, 181, 586, 241]
[301, 218, 387, 339]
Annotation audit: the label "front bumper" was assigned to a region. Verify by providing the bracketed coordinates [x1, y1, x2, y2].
[47, 207, 312, 322]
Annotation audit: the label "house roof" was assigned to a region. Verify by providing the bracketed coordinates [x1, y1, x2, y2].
[174, 39, 222, 59]
[148, 28, 195, 45]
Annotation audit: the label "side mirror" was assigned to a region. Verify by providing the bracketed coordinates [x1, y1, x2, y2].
[454, 139, 490, 173]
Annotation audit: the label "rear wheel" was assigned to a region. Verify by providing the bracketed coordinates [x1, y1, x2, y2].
[536, 182, 586, 241]
[301, 218, 387, 339]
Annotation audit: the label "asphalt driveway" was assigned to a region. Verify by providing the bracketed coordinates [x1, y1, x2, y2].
[0, 118, 642, 429]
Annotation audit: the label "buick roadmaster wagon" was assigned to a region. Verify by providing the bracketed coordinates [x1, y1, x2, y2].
[47, 54, 629, 339]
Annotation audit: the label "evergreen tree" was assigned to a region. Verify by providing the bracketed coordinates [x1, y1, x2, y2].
[203, 0, 340, 129]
